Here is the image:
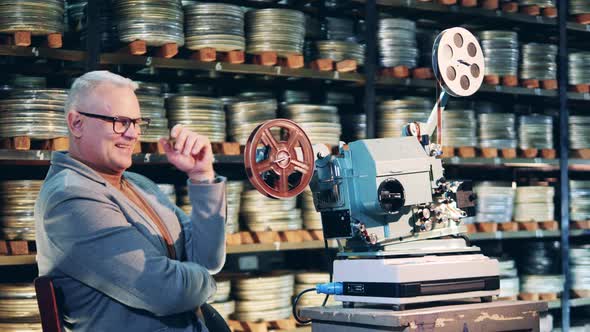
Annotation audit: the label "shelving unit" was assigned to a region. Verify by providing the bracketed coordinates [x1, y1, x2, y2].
[354, 0, 559, 26]
[3, 228, 588, 267]
[0, 0, 588, 330]
[378, 77, 561, 98]
[1, 228, 586, 266]
[5, 43, 590, 101]
[6, 149, 590, 170]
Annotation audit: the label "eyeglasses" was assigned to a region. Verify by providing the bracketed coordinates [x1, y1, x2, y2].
[77, 111, 151, 135]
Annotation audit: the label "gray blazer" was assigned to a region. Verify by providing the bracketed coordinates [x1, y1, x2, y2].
[34, 152, 227, 332]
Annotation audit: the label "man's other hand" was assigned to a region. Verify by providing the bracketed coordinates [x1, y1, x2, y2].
[160, 124, 215, 182]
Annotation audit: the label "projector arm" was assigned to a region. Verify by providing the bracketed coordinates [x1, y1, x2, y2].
[403, 91, 450, 143]
[424, 91, 450, 139]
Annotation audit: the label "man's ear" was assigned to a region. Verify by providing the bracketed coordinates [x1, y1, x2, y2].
[67, 111, 83, 138]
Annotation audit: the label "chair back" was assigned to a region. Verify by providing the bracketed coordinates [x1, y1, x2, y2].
[34, 276, 63, 332]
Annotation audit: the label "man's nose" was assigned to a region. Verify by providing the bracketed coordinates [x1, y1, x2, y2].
[123, 122, 140, 138]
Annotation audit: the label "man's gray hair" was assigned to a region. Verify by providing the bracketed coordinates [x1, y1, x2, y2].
[65, 71, 138, 114]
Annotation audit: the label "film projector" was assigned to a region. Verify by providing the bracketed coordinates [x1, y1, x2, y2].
[243, 27, 503, 318]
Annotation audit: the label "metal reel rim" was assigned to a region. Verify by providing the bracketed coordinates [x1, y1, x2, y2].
[432, 27, 485, 97]
[244, 118, 314, 199]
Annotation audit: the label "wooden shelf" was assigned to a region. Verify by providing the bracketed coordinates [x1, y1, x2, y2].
[443, 157, 558, 168]
[0, 45, 85, 62]
[0, 255, 36, 266]
[545, 297, 590, 309]
[469, 229, 590, 241]
[0, 149, 243, 165]
[0, 45, 364, 84]
[280, 327, 311, 332]
[0, 241, 335, 266]
[1, 45, 589, 102]
[99, 52, 365, 83]
[5, 150, 590, 169]
[548, 300, 561, 309]
[227, 240, 335, 254]
[570, 297, 590, 308]
[469, 230, 560, 240]
[2, 230, 588, 265]
[354, 0, 558, 27]
[378, 77, 567, 99]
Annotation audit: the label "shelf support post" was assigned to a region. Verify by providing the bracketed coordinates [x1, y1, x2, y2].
[85, 0, 101, 72]
[558, 0, 570, 330]
[363, 0, 377, 139]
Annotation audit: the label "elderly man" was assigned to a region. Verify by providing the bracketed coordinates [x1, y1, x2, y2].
[34, 71, 226, 332]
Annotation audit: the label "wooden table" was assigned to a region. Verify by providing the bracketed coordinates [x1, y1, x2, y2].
[300, 300, 547, 332]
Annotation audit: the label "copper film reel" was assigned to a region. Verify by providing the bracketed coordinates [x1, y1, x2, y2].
[433, 27, 485, 97]
[244, 119, 315, 199]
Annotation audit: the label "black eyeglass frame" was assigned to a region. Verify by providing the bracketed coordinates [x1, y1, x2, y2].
[77, 111, 151, 134]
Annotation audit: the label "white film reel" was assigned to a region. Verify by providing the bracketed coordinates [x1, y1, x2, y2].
[433, 27, 485, 97]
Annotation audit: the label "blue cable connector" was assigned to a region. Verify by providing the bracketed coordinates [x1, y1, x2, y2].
[316, 282, 343, 295]
[293, 282, 343, 324]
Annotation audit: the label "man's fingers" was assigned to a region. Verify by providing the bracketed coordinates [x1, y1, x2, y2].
[198, 143, 212, 160]
[170, 124, 183, 139]
[183, 134, 198, 156]
[192, 135, 209, 156]
[174, 128, 189, 151]
[159, 137, 173, 154]
[165, 128, 211, 159]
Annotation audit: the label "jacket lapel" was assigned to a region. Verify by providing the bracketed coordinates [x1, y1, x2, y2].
[49, 152, 170, 256]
